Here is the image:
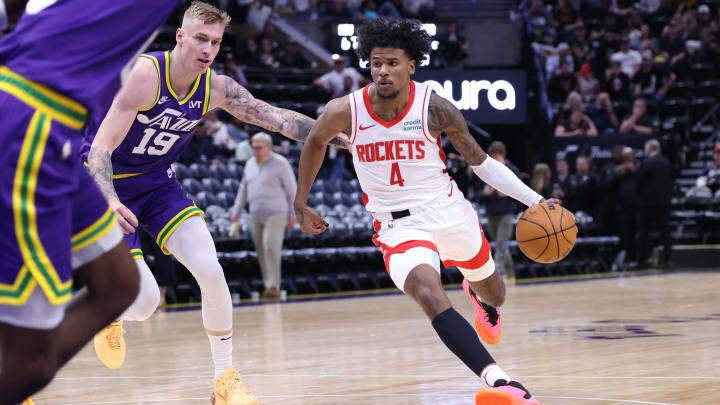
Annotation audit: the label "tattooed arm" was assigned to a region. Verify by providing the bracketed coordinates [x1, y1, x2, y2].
[210, 75, 349, 148]
[427, 91, 488, 165]
[88, 57, 158, 233]
[427, 92, 546, 207]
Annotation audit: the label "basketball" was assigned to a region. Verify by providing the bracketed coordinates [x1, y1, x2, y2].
[515, 202, 577, 263]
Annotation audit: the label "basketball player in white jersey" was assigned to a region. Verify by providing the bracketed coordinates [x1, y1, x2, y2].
[294, 18, 553, 405]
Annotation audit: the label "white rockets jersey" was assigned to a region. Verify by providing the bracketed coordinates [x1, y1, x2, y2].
[349, 80, 452, 213]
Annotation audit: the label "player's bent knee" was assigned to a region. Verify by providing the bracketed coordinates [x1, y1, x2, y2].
[121, 260, 161, 321]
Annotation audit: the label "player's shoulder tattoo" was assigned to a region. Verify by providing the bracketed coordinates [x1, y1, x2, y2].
[427, 92, 466, 135]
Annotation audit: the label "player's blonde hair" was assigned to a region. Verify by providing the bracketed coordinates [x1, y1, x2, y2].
[183, 1, 231, 27]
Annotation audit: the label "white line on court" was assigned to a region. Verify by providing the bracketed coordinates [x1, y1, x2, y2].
[536, 395, 678, 405]
[54, 373, 720, 380]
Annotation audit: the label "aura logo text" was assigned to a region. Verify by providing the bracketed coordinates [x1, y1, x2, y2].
[424, 79, 516, 111]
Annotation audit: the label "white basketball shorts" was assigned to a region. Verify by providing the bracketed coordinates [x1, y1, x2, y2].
[371, 182, 496, 292]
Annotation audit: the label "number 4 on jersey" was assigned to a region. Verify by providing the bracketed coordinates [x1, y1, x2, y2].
[390, 162, 405, 186]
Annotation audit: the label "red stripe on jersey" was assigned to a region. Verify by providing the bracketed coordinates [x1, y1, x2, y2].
[437, 137, 449, 174]
[372, 235, 440, 273]
[421, 85, 434, 142]
[350, 92, 359, 144]
[362, 192, 369, 207]
[442, 227, 492, 270]
[363, 81, 416, 128]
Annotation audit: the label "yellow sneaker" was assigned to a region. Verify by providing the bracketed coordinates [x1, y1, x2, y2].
[93, 320, 126, 369]
[21, 398, 34, 405]
[211, 367, 259, 405]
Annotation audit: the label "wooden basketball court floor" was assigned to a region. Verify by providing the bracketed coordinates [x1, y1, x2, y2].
[34, 271, 720, 405]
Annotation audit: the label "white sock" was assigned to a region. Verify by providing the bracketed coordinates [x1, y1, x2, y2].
[207, 331, 233, 378]
[482, 364, 511, 387]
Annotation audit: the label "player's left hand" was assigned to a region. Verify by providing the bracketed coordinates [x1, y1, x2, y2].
[294, 203, 328, 234]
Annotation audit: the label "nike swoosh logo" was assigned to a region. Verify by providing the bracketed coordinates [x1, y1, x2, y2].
[359, 124, 376, 130]
[220, 336, 232, 341]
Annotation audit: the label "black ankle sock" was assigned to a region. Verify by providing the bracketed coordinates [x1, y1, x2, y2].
[431, 307, 495, 376]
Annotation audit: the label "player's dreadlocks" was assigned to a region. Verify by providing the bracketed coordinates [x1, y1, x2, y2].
[356, 17, 432, 64]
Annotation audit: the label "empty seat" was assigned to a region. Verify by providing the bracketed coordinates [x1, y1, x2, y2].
[210, 164, 230, 180]
[202, 177, 225, 194]
[182, 178, 206, 194]
[223, 178, 240, 194]
[665, 80, 694, 100]
[695, 80, 720, 99]
[227, 164, 244, 180]
[690, 63, 714, 82]
[173, 163, 192, 181]
[215, 191, 235, 209]
[690, 97, 717, 123]
[195, 191, 219, 210]
[659, 99, 688, 120]
[190, 162, 211, 179]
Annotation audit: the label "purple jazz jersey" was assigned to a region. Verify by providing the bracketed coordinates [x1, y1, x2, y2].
[0, 0, 179, 306]
[81, 51, 211, 175]
[0, 0, 181, 121]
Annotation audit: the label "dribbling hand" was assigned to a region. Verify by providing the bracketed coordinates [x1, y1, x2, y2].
[109, 198, 138, 234]
[294, 203, 328, 234]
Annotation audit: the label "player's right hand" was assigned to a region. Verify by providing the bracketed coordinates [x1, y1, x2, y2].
[109, 198, 139, 234]
[294, 203, 328, 235]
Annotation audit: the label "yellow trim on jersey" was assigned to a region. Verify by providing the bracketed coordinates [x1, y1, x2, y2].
[202, 68, 212, 115]
[71, 207, 117, 252]
[164, 51, 201, 105]
[13, 112, 72, 305]
[156, 205, 205, 255]
[138, 54, 161, 112]
[83, 161, 143, 179]
[130, 249, 144, 260]
[0, 66, 87, 129]
[0, 266, 38, 306]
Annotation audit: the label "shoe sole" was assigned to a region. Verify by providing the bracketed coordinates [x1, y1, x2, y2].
[463, 279, 502, 345]
[476, 389, 540, 405]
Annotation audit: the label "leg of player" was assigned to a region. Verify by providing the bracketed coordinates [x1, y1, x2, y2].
[394, 251, 538, 404]
[94, 257, 161, 369]
[163, 216, 258, 405]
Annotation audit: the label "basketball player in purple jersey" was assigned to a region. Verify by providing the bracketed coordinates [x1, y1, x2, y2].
[83, 2, 348, 404]
[0, 0, 180, 403]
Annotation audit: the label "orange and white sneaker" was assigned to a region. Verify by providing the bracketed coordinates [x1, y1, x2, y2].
[475, 380, 540, 405]
[462, 279, 502, 344]
[211, 367, 259, 405]
[93, 320, 126, 369]
[21, 398, 34, 405]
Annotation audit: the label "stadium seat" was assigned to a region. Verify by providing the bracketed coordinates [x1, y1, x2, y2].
[227, 164, 244, 180]
[190, 162, 211, 179]
[173, 163, 192, 181]
[223, 178, 240, 194]
[339, 180, 355, 193]
[665, 80, 694, 100]
[210, 164, 230, 180]
[195, 191, 219, 210]
[690, 97, 717, 123]
[612, 100, 629, 120]
[202, 177, 224, 194]
[659, 99, 688, 120]
[215, 191, 235, 209]
[695, 80, 720, 99]
[324, 179, 340, 194]
[690, 63, 715, 82]
[182, 178, 206, 195]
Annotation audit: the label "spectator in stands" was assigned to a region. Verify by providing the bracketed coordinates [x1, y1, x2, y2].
[619, 98, 655, 135]
[555, 109, 598, 136]
[632, 53, 676, 99]
[564, 155, 596, 214]
[247, 0, 273, 32]
[231, 132, 297, 299]
[530, 163, 553, 197]
[223, 54, 248, 88]
[545, 42, 574, 82]
[480, 141, 518, 281]
[612, 37, 642, 77]
[379, 0, 404, 19]
[688, 4, 713, 40]
[696, 143, 720, 193]
[402, 0, 435, 20]
[586, 92, 619, 135]
[229, 0, 254, 24]
[616, 147, 639, 265]
[257, 23, 280, 50]
[356, 0, 380, 19]
[529, 0, 556, 41]
[564, 91, 584, 113]
[251, 37, 280, 68]
[438, 22, 469, 68]
[570, 25, 591, 65]
[203, 110, 236, 151]
[596, 145, 624, 235]
[554, 155, 569, 199]
[553, 0, 583, 35]
[323, 0, 353, 18]
[548, 59, 578, 102]
[603, 60, 632, 101]
[274, 0, 316, 17]
[179, 123, 217, 166]
[314, 55, 365, 98]
[635, 139, 673, 268]
[577, 63, 600, 100]
[278, 39, 315, 69]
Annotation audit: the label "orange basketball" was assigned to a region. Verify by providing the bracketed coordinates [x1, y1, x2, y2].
[515, 202, 577, 263]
